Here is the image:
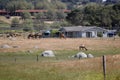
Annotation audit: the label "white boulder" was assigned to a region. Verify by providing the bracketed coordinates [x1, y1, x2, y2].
[9, 37, 16, 41]
[87, 54, 94, 58]
[74, 52, 87, 59]
[1, 44, 11, 48]
[41, 50, 55, 57]
[34, 46, 39, 49]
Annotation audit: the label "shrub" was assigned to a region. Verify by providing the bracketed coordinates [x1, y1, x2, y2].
[97, 32, 103, 37]
[118, 31, 120, 37]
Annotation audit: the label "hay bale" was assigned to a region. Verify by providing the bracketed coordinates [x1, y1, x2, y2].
[74, 52, 87, 59]
[41, 50, 55, 57]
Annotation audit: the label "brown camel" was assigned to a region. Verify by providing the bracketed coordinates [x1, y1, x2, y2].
[59, 33, 66, 39]
[28, 32, 42, 39]
[79, 44, 87, 51]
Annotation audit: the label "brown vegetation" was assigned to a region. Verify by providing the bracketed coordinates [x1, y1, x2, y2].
[0, 38, 120, 52]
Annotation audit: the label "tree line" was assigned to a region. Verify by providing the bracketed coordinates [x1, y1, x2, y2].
[66, 3, 120, 30]
[0, 0, 120, 32]
[0, 0, 66, 11]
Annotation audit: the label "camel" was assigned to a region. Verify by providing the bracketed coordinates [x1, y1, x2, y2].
[79, 44, 87, 51]
[59, 33, 66, 39]
[28, 32, 42, 39]
[6, 32, 22, 38]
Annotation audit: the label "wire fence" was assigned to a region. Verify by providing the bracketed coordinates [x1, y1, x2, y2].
[0, 55, 120, 80]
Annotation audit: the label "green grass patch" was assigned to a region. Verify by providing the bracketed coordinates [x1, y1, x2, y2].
[0, 48, 120, 80]
[0, 20, 10, 27]
[0, 48, 120, 62]
[0, 61, 119, 80]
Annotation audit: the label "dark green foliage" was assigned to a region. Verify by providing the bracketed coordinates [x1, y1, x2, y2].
[11, 18, 20, 28]
[66, 3, 120, 29]
[118, 31, 120, 37]
[21, 12, 31, 19]
[21, 19, 34, 32]
[35, 12, 45, 19]
[66, 9, 84, 26]
[97, 32, 103, 37]
[6, 0, 33, 12]
[46, 10, 57, 20]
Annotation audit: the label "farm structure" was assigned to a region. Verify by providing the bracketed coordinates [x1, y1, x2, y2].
[0, 9, 71, 16]
[59, 26, 109, 38]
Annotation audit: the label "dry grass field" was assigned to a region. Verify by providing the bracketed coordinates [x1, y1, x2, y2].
[0, 37, 120, 52]
[0, 37, 120, 80]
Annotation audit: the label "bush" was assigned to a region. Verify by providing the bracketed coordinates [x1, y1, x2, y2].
[11, 18, 20, 28]
[97, 32, 103, 37]
[118, 31, 120, 37]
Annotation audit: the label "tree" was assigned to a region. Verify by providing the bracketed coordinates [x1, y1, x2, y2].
[21, 12, 31, 20]
[66, 3, 118, 28]
[35, 12, 45, 19]
[66, 9, 84, 25]
[101, 6, 112, 29]
[22, 19, 34, 32]
[46, 9, 57, 20]
[6, 0, 33, 13]
[52, 0, 67, 9]
[11, 18, 20, 28]
[111, 3, 120, 28]
[35, 1, 51, 9]
[56, 11, 67, 20]
[83, 3, 102, 26]
[0, 0, 10, 9]
[33, 12, 46, 31]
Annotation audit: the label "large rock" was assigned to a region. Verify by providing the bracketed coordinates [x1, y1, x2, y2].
[74, 52, 87, 59]
[41, 50, 55, 57]
[9, 37, 16, 41]
[1, 44, 11, 48]
[87, 54, 94, 58]
[34, 46, 39, 49]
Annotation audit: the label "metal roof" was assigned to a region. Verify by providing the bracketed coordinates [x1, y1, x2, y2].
[59, 26, 107, 32]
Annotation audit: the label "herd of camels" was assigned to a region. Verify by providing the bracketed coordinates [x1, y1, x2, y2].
[5, 32, 88, 51]
[27, 32, 66, 39]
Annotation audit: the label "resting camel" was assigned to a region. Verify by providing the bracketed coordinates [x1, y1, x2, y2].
[6, 32, 22, 38]
[28, 32, 42, 39]
[79, 44, 87, 51]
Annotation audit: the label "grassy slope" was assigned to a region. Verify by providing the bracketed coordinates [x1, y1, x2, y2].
[0, 16, 10, 29]
[0, 16, 11, 24]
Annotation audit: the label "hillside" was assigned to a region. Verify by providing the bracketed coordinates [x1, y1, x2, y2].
[0, 0, 119, 11]
[0, 16, 11, 28]
[0, 16, 11, 24]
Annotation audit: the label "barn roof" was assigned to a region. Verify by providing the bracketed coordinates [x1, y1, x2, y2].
[59, 26, 108, 32]
[15, 10, 48, 13]
[0, 10, 7, 13]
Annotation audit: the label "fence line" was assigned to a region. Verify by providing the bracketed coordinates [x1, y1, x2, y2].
[0, 55, 120, 80]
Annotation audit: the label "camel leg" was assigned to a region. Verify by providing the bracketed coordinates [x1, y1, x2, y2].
[84, 47, 87, 51]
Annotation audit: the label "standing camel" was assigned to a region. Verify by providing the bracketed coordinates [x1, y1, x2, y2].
[59, 33, 66, 39]
[79, 44, 87, 51]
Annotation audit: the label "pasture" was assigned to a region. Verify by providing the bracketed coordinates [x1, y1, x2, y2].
[0, 38, 120, 80]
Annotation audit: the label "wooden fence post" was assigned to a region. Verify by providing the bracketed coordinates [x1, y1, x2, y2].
[14, 58, 17, 62]
[36, 55, 39, 62]
[102, 55, 106, 80]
